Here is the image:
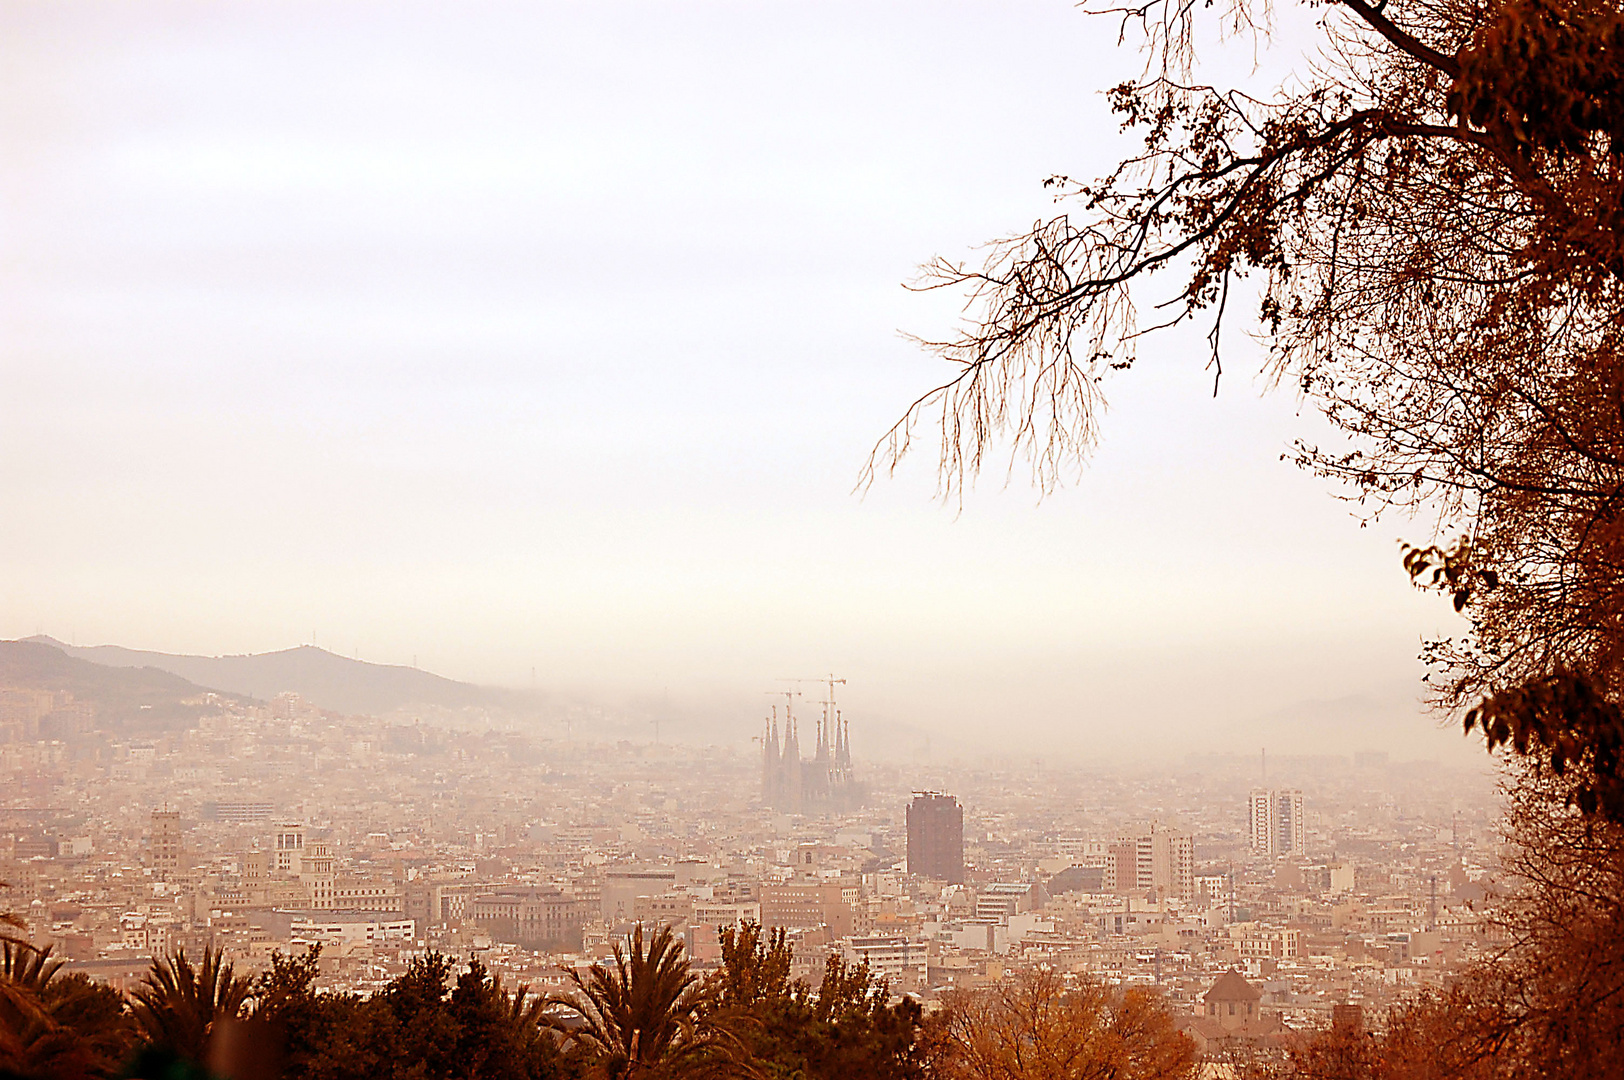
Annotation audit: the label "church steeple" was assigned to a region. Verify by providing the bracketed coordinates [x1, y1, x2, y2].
[761, 706, 781, 807]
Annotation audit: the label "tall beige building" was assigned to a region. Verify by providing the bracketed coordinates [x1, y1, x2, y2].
[291, 837, 400, 912]
[148, 809, 187, 880]
[1110, 823, 1194, 901]
[274, 824, 305, 875]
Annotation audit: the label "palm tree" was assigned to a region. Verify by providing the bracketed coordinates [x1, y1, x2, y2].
[1, 940, 63, 990]
[129, 946, 254, 1062]
[502, 981, 555, 1051]
[546, 923, 747, 1079]
[1, 939, 134, 1078]
[0, 908, 26, 950]
[0, 938, 54, 1072]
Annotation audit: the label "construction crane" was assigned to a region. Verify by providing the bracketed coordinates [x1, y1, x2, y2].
[774, 675, 845, 702]
[765, 686, 801, 714]
[774, 675, 846, 719]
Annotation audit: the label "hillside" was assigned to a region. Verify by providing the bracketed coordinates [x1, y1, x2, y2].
[0, 639, 243, 732]
[23, 637, 502, 718]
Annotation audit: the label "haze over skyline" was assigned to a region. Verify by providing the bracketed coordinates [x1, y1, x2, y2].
[0, 1, 1479, 763]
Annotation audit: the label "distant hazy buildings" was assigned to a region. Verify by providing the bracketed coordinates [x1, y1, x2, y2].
[1250, 789, 1306, 857]
[906, 791, 964, 883]
[975, 881, 1046, 920]
[0, 631, 1501, 1010]
[202, 801, 274, 824]
[761, 881, 855, 936]
[0, 687, 93, 742]
[601, 868, 678, 925]
[470, 887, 583, 950]
[840, 935, 928, 989]
[235, 822, 403, 914]
[288, 912, 416, 947]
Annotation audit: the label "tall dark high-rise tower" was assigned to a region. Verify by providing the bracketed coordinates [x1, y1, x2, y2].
[906, 791, 964, 883]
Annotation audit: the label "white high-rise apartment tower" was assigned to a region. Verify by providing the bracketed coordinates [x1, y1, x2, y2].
[1248, 791, 1274, 853]
[1249, 790, 1305, 856]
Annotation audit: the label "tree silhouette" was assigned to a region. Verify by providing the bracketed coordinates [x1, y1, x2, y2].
[253, 947, 577, 1080]
[0, 940, 135, 1079]
[546, 924, 739, 1079]
[703, 923, 926, 1080]
[709, 924, 791, 1011]
[129, 946, 254, 1063]
[500, 978, 562, 1060]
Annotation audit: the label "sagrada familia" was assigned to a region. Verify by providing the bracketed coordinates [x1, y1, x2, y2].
[760, 699, 865, 815]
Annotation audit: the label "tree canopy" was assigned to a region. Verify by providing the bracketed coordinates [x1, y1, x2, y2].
[927, 968, 1196, 1080]
[874, 0, 1624, 812]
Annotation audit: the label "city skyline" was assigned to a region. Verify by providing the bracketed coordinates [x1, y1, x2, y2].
[0, 670, 1502, 1014]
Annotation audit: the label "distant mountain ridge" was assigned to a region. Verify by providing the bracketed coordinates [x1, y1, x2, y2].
[21, 636, 500, 718]
[0, 639, 243, 732]
[2, 638, 948, 757]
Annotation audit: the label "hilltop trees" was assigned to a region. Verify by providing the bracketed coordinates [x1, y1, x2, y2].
[873, 0, 1624, 806]
[0, 941, 584, 1080]
[539, 921, 927, 1080]
[1468, 760, 1624, 1079]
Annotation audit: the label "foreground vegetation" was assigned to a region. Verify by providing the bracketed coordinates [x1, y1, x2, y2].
[0, 920, 1207, 1080]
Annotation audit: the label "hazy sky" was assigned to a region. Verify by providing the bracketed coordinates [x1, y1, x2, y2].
[0, 1, 1484, 763]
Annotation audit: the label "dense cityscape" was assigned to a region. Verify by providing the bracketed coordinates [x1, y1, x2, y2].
[1, 639, 1502, 1057]
[8, 0, 1624, 1074]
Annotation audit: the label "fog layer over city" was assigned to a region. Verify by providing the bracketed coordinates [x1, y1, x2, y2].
[0, 1, 1473, 763]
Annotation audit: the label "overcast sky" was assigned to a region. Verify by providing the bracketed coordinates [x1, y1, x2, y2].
[0, 1, 1483, 763]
